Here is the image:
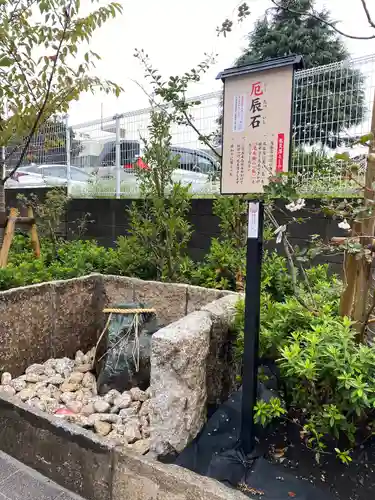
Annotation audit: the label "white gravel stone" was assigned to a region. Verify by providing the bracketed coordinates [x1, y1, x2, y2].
[113, 393, 132, 410]
[60, 392, 76, 404]
[75, 364, 93, 374]
[67, 372, 84, 385]
[61, 381, 80, 393]
[103, 389, 121, 405]
[47, 375, 64, 386]
[10, 378, 27, 392]
[25, 364, 45, 376]
[75, 350, 85, 364]
[25, 373, 43, 383]
[93, 399, 110, 413]
[66, 401, 83, 414]
[130, 387, 148, 402]
[82, 372, 96, 388]
[81, 403, 95, 416]
[55, 358, 74, 376]
[105, 431, 126, 446]
[130, 438, 151, 455]
[44, 367, 56, 378]
[0, 385, 16, 397]
[1, 372, 12, 385]
[123, 420, 141, 443]
[18, 388, 36, 401]
[139, 399, 152, 417]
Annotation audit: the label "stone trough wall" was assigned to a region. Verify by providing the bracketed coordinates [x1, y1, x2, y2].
[0, 274, 242, 500]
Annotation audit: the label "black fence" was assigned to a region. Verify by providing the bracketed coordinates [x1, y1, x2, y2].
[7, 189, 345, 273]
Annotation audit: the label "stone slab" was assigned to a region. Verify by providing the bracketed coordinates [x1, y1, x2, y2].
[133, 279, 188, 326]
[112, 449, 248, 500]
[150, 311, 211, 455]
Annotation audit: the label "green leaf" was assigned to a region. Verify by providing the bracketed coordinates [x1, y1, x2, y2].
[0, 56, 13, 67]
[334, 153, 350, 161]
[358, 133, 373, 145]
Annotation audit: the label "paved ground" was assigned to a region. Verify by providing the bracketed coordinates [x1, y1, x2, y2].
[0, 451, 84, 500]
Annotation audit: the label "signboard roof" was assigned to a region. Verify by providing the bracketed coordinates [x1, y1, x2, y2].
[216, 54, 304, 81]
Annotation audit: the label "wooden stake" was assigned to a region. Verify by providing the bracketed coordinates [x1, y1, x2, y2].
[0, 207, 18, 268]
[28, 206, 40, 258]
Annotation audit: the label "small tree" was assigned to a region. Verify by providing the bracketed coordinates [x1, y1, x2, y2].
[0, 0, 123, 242]
[124, 109, 192, 282]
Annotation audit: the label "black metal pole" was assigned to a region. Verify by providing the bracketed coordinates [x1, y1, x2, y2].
[241, 200, 264, 455]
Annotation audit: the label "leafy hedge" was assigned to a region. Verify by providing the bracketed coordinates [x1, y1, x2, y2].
[234, 264, 375, 464]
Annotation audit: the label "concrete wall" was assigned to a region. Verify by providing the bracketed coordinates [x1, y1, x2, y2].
[8, 188, 347, 270]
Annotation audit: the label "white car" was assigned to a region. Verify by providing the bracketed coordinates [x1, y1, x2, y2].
[6, 164, 93, 190]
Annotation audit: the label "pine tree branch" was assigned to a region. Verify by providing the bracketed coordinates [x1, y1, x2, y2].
[270, 0, 375, 40]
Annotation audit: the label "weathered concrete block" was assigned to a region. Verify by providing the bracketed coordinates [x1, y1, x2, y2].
[112, 449, 248, 500]
[186, 285, 232, 314]
[150, 311, 211, 455]
[133, 279, 188, 326]
[101, 275, 135, 305]
[52, 275, 104, 359]
[0, 283, 55, 376]
[202, 294, 241, 405]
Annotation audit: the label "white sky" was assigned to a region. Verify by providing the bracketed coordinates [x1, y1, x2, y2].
[68, 0, 375, 125]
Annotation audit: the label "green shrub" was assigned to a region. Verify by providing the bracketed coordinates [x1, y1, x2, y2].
[233, 265, 375, 462]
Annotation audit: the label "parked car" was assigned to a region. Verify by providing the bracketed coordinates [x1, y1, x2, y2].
[96, 140, 220, 178]
[6, 164, 94, 189]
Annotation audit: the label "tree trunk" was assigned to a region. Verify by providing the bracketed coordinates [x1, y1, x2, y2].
[339, 92, 375, 338]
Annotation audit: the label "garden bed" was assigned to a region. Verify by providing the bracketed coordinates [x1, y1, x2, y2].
[261, 418, 375, 500]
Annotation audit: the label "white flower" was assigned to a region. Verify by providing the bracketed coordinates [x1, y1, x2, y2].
[286, 198, 306, 212]
[338, 219, 351, 231]
[274, 225, 286, 244]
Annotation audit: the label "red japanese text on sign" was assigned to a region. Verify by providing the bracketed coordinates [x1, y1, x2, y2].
[276, 133, 285, 173]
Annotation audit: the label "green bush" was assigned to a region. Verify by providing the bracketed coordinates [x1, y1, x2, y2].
[0, 235, 121, 290]
[234, 263, 375, 462]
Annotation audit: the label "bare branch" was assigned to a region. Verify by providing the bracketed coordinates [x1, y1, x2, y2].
[271, 0, 375, 40]
[360, 0, 375, 29]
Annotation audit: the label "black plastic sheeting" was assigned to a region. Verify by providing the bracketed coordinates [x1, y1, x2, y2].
[176, 385, 333, 499]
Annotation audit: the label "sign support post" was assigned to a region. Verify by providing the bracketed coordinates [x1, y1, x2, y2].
[217, 55, 304, 456]
[241, 200, 264, 454]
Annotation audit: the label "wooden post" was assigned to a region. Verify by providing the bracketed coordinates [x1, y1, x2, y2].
[0, 208, 18, 268]
[28, 206, 40, 258]
[339, 90, 375, 337]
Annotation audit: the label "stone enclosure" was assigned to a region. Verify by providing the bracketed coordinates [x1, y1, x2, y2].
[0, 274, 244, 500]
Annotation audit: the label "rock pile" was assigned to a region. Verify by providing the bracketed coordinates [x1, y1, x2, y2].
[0, 348, 152, 455]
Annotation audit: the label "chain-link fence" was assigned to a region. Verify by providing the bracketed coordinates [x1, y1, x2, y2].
[292, 54, 375, 195]
[69, 93, 221, 198]
[4, 117, 68, 168]
[5, 54, 374, 197]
